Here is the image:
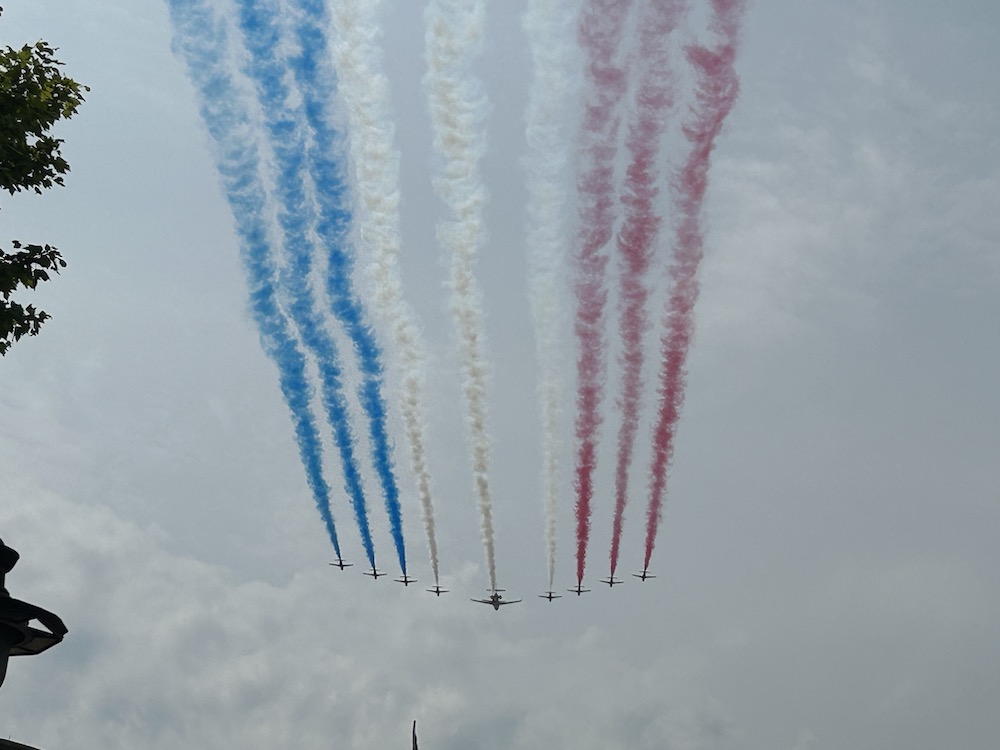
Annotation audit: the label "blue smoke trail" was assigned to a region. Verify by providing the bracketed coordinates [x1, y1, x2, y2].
[236, 0, 376, 570]
[166, 0, 341, 557]
[288, 0, 408, 575]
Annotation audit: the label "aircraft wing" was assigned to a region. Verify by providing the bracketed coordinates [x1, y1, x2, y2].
[497, 599, 522, 605]
[471, 598, 493, 605]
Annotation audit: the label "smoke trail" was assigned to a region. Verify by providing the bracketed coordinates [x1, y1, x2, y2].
[607, 0, 683, 578]
[424, 0, 498, 591]
[166, 0, 342, 558]
[644, 0, 746, 571]
[523, 0, 575, 590]
[331, 0, 442, 584]
[571, 0, 633, 586]
[289, 0, 408, 575]
[235, 0, 375, 568]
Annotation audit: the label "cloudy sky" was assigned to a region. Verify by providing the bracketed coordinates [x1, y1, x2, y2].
[2, 1, 999, 748]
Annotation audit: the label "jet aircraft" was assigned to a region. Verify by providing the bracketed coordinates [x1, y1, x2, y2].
[633, 569, 656, 581]
[600, 575, 624, 587]
[426, 584, 449, 596]
[395, 574, 417, 586]
[567, 582, 591, 596]
[538, 591, 562, 601]
[364, 567, 386, 580]
[328, 558, 353, 570]
[472, 589, 522, 610]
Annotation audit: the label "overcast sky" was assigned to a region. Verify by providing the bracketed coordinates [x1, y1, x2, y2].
[2, 1, 999, 749]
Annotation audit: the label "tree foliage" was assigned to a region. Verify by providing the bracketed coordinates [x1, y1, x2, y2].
[0, 241, 66, 355]
[1, 6, 86, 355]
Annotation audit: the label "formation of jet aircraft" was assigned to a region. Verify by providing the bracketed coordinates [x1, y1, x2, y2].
[329, 563, 656, 603]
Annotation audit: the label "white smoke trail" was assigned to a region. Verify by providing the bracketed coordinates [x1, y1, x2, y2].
[423, 0, 497, 591]
[523, 0, 576, 590]
[331, 0, 442, 584]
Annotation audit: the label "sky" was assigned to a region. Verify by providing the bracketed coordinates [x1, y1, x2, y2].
[2, 1, 999, 748]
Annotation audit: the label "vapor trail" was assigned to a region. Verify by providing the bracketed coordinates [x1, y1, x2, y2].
[331, 0, 442, 584]
[571, 0, 633, 586]
[166, 0, 342, 558]
[523, 0, 575, 590]
[607, 0, 683, 578]
[289, 0, 408, 575]
[424, 0, 498, 591]
[237, 0, 375, 569]
[644, 0, 745, 571]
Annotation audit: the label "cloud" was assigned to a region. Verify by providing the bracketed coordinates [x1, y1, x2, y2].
[697, 26, 1000, 370]
[1, 486, 737, 750]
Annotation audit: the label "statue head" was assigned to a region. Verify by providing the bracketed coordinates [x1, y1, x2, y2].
[0, 538, 20, 596]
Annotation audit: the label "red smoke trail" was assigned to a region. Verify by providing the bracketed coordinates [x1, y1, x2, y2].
[572, 0, 633, 585]
[644, 0, 746, 572]
[607, 0, 684, 579]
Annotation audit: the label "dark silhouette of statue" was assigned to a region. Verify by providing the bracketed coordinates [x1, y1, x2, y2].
[0, 538, 66, 691]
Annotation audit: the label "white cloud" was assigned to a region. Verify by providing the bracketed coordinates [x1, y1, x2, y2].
[2, 487, 739, 750]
